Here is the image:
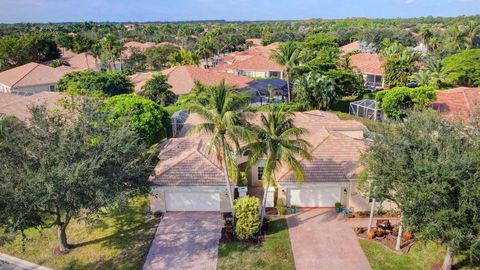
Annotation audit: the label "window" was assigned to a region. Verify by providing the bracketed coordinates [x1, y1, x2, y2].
[257, 166, 264, 181]
[49, 85, 55, 92]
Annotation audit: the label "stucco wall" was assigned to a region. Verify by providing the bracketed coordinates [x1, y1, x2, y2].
[150, 190, 166, 213]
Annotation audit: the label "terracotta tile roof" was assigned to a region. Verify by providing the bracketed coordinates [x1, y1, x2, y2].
[0, 63, 66, 88]
[214, 43, 283, 73]
[61, 52, 97, 71]
[160, 65, 253, 95]
[154, 110, 367, 186]
[130, 71, 155, 93]
[246, 38, 262, 46]
[0, 92, 63, 120]
[340, 41, 360, 54]
[151, 137, 226, 186]
[231, 54, 284, 71]
[349, 53, 384, 75]
[432, 87, 480, 122]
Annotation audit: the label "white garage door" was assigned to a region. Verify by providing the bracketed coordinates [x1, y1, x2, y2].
[165, 192, 220, 211]
[287, 187, 341, 207]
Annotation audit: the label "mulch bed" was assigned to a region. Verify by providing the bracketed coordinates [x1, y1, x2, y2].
[354, 226, 416, 253]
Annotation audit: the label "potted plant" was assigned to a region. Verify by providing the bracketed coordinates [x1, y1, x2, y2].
[334, 202, 343, 213]
[403, 231, 413, 240]
[367, 230, 376, 239]
[375, 227, 385, 237]
[237, 172, 248, 198]
[290, 204, 297, 214]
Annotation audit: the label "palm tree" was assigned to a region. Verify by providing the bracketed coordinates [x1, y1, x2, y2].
[270, 42, 299, 103]
[243, 107, 311, 229]
[418, 26, 433, 51]
[88, 42, 102, 68]
[188, 80, 252, 219]
[411, 70, 433, 87]
[100, 34, 123, 70]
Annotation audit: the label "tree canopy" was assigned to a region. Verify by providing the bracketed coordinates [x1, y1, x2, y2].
[57, 70, 134, 96]
[139, 74, 176, 106]
[443, 49, 480, 87]
[375, 86, 436, 119]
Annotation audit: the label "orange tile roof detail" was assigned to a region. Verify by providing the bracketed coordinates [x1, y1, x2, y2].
[0, 92, 64, 120]
[349, 53, 385, 75]
[432, 87, 480, 123]
[230, 54, 285, 71]
[130, 71, 155, 93]
[160, 65, 253, 95]
[0, 63, 66, 88]
[214, 43, 283, 72]
[340, 41, 360, 54]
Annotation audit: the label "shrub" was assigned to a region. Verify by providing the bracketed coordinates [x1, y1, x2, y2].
[276, 198, 287, 215]
[233, 196, 260, 240]
[443, 49, 480, 87]
[376, 86, 436, 118]
[57, 70, 133, 96]
[238, 172, 248, 187]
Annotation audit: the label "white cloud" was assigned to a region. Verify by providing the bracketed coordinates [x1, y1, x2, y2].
[405, 0, 415, 4]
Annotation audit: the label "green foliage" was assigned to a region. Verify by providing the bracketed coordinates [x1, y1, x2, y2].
[382, 42, 420, 88]
[139, 74, 176, 106]
[293, 72, 337, 110]
[276, 198, 287, 215]
[324, 69, 367, 97]
[124, 48, 147, 72]
[233, 196, 261, 240]
[57, 70, 133, 96]
[167, 49, 199, 67]
[361, 111, 480, 267]
[376, 86, 436, 118]
[443, 49, 480, 87]
[238, 172, 248, 187]
[104, 94, 170, 145]
[0, 33, 60, 71]
[49, 59, 71, 68]
[0, 101, 157, 250]
[144, 44, 179, 70]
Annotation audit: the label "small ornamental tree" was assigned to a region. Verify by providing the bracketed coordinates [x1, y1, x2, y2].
[0, 100, 158, 252]
[362, 111, 480, 270]
[233, 196, 260, 240]
[140, 74, 176, 106]
[103, 94, 170, 145]
[443, 49, 480, 87]
[375, 86, 436, 119]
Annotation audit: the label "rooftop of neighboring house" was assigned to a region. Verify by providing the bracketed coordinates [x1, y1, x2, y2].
[349, 53, 385, 76]
[122, 41, 180, 58]
[340, 41, 360, 54]
[246, 38, 262, 46]
[58, 49, 98, 71]
[151, 110, 367, 186]
[213, 42, 283, 72]
[0, 63, 66, 89]
[160, 65, 254, 95]
[431, 87, 480, 123]
[0, 92, 63, 120]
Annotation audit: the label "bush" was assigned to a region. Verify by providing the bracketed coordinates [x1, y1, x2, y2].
[233, 196, 260, 240]
[376, 86, 436, 119]
[276, 198, 287, 215]
[443, 49, 480, 87]
[57, 70, 133, 96]
[103, 94, 170, 145]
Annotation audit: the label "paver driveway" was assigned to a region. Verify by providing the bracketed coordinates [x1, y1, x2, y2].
[143, 212, 224, 270]
[287, 208, 372, 270]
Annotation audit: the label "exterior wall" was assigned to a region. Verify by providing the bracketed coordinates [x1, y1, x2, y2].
[277, 182, 349, 207]
[10, 83, 56, 96]
[150, 185, 233, 213]
[0, 83, 11, 93]
[249, 159, 265, 188]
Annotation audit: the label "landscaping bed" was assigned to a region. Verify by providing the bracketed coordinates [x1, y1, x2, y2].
[217, 217, 295, 270]
[0, 196, 159, 270]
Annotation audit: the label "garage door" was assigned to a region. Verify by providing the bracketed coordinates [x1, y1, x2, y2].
[165, 192, 220, 211]
[287, 187, 341, 207]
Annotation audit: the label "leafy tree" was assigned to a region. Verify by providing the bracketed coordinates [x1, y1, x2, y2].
[50, 59, 71, 68]
[103, 94, 170, 145]
[139, 74, 176, 106]
[242, 107, 311, 229]
[324, 69, 367, 97]
[382, 42, 420, 88]
[144, 44, 179, 70]
[57, 70, 133, 96]
[442, 49, 480, 87]
[0, 101, 157, 252]
[71, 35, 96, 54]
[361, 111, 480, 270]
[167, 49, 199, 67]
[100, 34, 123, 70]
[376, 86, 436, 119]
[233, 196, 260, 240]
[293, 72, 337, 110]
[270, 41, 299, 102]
[124, 48, 147, 72]
[187, 81, 252, 220]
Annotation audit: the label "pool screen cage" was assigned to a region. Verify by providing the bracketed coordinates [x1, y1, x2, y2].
[349, 99, 383, 121]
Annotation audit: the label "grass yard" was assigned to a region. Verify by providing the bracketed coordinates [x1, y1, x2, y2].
[0, 196, 159, 270]
[217, 217, 295, 270]
[360, 239, 478, 270]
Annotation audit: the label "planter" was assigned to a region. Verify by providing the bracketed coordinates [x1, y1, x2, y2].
[367, 231, 376, 239]
[335, 207, 341, 213]
[237, 186, 248, 198]
[290, 207, 296, 214]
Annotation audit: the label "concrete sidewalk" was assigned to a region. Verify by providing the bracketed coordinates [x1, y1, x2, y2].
[0, 253, 51, 270]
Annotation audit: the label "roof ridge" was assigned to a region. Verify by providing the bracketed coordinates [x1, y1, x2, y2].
[461, 88, 473, 117]
[155, 149, 197, 178]
[195, 140, 225, 175]
[277, 133, 332, 181]
[11, 63, 40, 88]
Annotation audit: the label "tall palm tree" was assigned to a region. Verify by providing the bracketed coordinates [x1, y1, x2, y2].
[88, 42, 102, 68]
[270, 42, 299, 103]
[100, 34, 123, 70]
[243, 107, 311, 229]
[188, 80, 252, 218]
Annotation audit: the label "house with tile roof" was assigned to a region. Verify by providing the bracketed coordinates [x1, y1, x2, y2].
[0, 92, 63, 120]
[431, 87, 480, 123]
[213, 43, 285, 79]
[349, 53, 385, 90]
[150, 110, 377, 213]
[0, 63, 66, 96]
[340, 41, 360, 54]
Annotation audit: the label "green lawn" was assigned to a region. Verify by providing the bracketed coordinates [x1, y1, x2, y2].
[0, 196, 159, 270]
[217, 217, 295, 270]
[360, 239, 478, 270]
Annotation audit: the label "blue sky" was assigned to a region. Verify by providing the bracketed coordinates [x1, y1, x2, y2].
[0, 0, 479, 23]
